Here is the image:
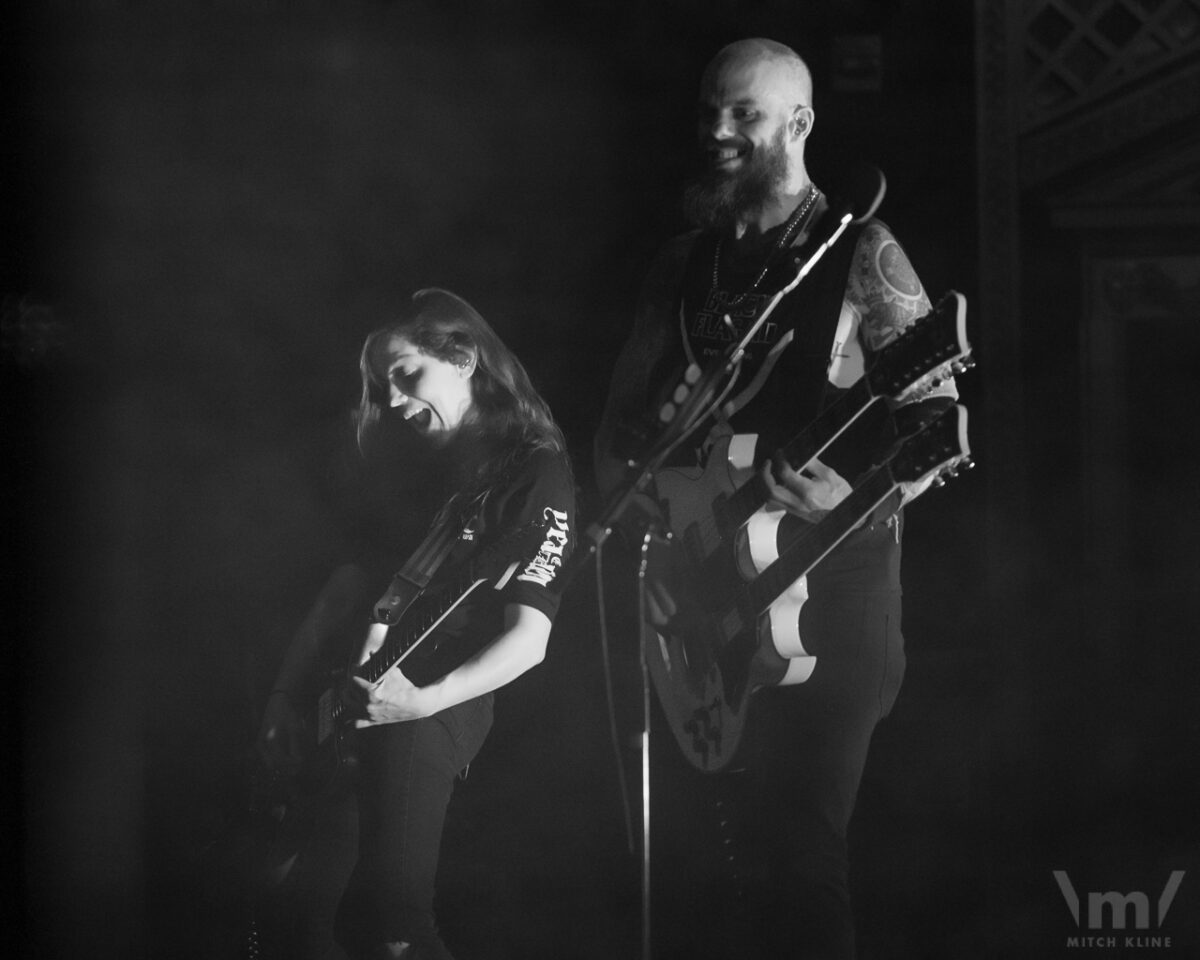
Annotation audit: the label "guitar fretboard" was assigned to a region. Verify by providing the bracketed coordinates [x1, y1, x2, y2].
[744, 403, 966, 612]
[746, 464, 897, 614]
[359, 574, 487, 684]
[723, 377, 879, 530]
[719, 292, 965, 534]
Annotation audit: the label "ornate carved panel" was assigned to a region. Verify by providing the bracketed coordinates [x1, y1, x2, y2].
[1018, 0, 1200, 185]
[1021, 0, 1200, 130]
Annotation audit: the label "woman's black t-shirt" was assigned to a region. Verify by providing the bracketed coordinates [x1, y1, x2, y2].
[351, 443, 576, 687]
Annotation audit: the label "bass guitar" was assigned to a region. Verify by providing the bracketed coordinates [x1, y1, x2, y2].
[643, 403, 972, 772]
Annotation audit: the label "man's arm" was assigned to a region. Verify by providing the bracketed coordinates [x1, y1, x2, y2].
[847, 221, 958, 502]
[847, 221, 933, 349]
[763, 222, 957, 520]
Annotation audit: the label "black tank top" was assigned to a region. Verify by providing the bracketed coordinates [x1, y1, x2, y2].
[675, 216, 889, 483]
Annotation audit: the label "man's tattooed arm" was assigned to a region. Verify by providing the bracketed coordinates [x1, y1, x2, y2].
[848, 222, 958, 406]
[845, 222, 958, 507]
[847, 221, 932, 351]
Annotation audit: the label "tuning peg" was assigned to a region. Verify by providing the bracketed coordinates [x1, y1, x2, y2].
[962, 458, 976, 470]
[933, 476, 946, 488]
[659, 402, 676, 423]
[673, 384, 689, 404]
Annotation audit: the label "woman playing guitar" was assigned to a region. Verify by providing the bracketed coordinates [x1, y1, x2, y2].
[257, 288, 575, 960]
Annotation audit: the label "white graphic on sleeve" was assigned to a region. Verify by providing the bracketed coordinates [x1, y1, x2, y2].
[826, 301, 864, 388]
[516, 508, 571, 587]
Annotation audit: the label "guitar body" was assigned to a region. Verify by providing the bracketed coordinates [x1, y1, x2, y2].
[654, 432, 816, 581]
[645, 439, 818, 774]
[641, 529, 805, 773]
[642, 404, 972, 773]
[297, 672, 361, 795]
[653, 432, 756, 559]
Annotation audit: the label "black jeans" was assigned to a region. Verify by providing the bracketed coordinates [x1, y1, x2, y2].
[274, 696, 494, 960]
[334, 695, 494, 960]
[651, 563, 905, 960]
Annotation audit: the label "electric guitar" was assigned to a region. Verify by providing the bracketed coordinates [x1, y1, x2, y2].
[291, 522, 545, 796]
[651, 291, 970, 586]
[643, 403, 972, 772]
[230, 522, 546, 958]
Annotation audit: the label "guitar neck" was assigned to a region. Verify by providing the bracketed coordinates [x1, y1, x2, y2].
[723, 378, 879, 528]
[357, 573, 487, 685]
[746, 462, 898, 613]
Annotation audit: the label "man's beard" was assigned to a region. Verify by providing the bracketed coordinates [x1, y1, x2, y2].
[682, 127, 789, 233]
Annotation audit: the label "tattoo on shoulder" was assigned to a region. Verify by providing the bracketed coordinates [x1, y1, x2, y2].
[848, 224, 932, 351]
[877, 240, 923, 298]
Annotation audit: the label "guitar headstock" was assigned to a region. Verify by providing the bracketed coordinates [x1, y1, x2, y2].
[867, 291, 973, 398]
[888, 404, 973, 487]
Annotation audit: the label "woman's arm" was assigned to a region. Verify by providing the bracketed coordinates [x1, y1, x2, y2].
[351, 602, 551, 725]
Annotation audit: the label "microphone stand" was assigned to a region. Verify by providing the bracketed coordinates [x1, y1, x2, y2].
[568, 168, 885, 960]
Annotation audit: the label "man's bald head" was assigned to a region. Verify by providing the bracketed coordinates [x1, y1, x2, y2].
[687, 37, 816, 227]
[703, 38, 813, 110]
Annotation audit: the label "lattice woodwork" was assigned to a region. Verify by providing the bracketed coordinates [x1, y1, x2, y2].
[1021, 0, 1200, 130]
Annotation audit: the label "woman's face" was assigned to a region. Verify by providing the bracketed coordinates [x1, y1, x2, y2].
[380, 335, 475, 446]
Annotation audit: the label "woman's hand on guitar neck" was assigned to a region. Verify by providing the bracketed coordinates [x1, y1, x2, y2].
[761, 454, 852, 523]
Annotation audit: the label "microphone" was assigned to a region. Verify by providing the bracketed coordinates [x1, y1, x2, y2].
[831, 162, 887, 225]
[781, 163, 886, 296]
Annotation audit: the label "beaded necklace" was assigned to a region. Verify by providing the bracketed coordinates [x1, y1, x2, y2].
[711, 185, 821, 308]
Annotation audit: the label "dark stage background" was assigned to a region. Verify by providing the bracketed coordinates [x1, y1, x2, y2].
[7, 1, 1198, 958]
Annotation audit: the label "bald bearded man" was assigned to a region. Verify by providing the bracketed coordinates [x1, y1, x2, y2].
[595, 38, 958, 959]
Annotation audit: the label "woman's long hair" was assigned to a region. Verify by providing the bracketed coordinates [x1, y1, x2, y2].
[355, 288, 568, 521]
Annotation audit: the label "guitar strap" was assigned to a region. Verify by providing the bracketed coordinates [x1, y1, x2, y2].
[372, 508, 470, 625]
